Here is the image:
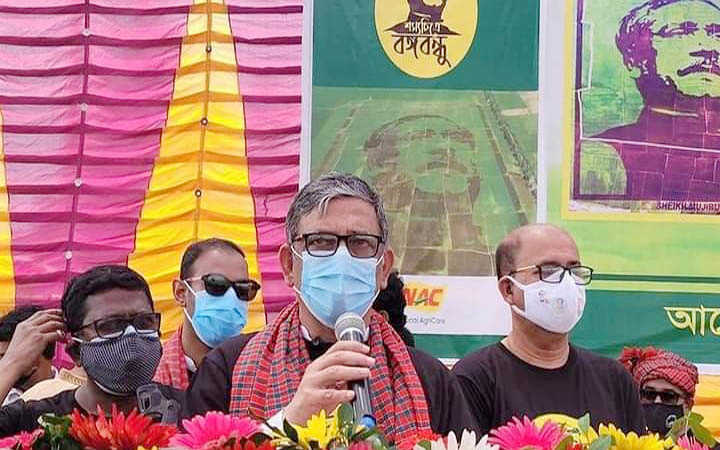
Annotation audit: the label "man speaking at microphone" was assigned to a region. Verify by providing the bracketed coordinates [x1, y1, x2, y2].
[184, 173, 478, 438]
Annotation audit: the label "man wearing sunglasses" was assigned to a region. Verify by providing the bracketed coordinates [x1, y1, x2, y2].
[453, 224, 646, 435]
[184, 173, 478, 439]
[620, 346, 699, 436]
[154, 238, 260, 391]
[0, 265, 182, 436]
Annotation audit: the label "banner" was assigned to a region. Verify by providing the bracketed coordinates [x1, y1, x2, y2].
[309, 0, 540, 353]
[309, 0, 720, 369]
[0, 1, 304, 338]
[540, 0, 720, 364]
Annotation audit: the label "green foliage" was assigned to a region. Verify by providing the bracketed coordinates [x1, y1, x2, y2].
[578, 414, 590, 434]
[34, 414, 82, 450]
[668, 412, 717, 448]
[588, 435, 612, 450]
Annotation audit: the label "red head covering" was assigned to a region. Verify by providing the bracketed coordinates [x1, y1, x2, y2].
[619, 346, 699, 405]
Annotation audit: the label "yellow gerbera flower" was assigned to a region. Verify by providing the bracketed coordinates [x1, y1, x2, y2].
[598, 424, 665, 450]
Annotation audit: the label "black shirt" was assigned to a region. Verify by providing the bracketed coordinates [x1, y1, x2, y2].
[0, 383, 184, 437]
[184, 334, 479, 436]
[452, 343, 647, 435]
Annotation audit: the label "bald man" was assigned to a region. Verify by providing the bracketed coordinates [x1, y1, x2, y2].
[452, 224, 646, 434]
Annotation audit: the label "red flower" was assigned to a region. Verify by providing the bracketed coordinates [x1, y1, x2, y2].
[396, 429, 441, 450]
[69, 405, 177, 450]
[349, 442, 374, 450]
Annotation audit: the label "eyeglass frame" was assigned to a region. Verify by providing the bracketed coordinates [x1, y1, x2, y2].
[508, 264, 594, 286]
[184, 273, 261, 301]
[639, 387, 684, 405]
[73, 312, 161, 339]
[291, 232, 385, 259]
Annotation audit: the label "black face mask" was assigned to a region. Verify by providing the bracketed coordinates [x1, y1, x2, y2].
[643, 403, 684, 435]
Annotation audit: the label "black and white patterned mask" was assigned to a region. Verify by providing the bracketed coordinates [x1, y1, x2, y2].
[75, 328, 162, 397]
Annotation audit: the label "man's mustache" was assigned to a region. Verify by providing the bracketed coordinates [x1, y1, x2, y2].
[677, 50, 720, 77]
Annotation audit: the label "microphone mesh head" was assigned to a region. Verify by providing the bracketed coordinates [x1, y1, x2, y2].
[334, 312, 368, 341]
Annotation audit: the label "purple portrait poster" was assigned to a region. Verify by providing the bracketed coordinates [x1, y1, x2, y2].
[573, 0, 720, 214]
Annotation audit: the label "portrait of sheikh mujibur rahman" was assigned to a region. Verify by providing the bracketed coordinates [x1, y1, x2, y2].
[586, 0, 720, 202]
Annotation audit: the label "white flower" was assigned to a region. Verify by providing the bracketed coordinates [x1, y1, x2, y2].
[416, 430, 498, 450]
[475, 434, 499, 450]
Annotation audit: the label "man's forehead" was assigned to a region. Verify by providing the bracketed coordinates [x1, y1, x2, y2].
[296, 197, 382, 234]
[514, 228, 579, 265]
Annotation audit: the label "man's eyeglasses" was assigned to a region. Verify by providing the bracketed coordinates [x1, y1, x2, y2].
[185, 273, 261, 301]
[509, 264, 594, 285]
[74, 312, 161, 339]
[293, 233, 384, 258]
[640, 388, 683, 405]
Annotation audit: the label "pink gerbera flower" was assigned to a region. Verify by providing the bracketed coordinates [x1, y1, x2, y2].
[677, 436, 711, 450]
[489, 416, 566, 450]
[0, 429, 43, 450]
[171, 411, 261, 449]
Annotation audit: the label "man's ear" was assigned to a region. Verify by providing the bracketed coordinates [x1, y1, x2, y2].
[279, 242, 296, 287]
[498, 277, 515, 306]
[173, 279, 189, 308]
[378, 247, 395, 290]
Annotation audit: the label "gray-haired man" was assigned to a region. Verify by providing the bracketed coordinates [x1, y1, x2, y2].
[184, 173, 478, 439]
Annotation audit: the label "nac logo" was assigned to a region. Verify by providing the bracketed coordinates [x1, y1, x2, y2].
[403, 281, 447, 312]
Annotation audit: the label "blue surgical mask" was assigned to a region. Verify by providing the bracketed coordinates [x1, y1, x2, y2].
[293, 245, 382, 328]
[184, 281, 248, 348]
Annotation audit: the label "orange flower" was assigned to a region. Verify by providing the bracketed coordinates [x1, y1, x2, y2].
[69, 405, 177, 450]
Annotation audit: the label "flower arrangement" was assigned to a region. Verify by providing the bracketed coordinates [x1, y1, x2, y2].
[68, 405, 177, 450]
[4, 402, 719, 450]
[269, 403, 392, 450]
[13, 406, 177, 450]
[481, 413, 717, 450]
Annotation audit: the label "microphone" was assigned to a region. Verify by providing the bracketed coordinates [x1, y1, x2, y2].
[334, 312, 375, 429]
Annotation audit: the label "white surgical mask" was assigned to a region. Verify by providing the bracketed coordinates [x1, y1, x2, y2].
[502, 273, 586, 334]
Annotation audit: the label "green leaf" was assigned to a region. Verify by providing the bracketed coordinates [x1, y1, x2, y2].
[668, 416, 690, 442]
[283, 419, 300, 443]
[578, 414, 590, 434]
[339, 403, 354, 426]
[589, 435, 612, 450]
[689, 421, 717, 447]
[353, 427, 379, 441]
[416, 440, 433, 450]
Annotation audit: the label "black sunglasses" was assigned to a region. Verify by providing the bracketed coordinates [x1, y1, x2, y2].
[74, 312, 161, 339]
[640, 388, 682, 405]
[186, 273, 261, 301]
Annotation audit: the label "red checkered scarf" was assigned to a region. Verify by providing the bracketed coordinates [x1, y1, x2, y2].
[153, 326, 190, 390]
[229, 302, 431, 439]
[619, 346, 698, 404]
